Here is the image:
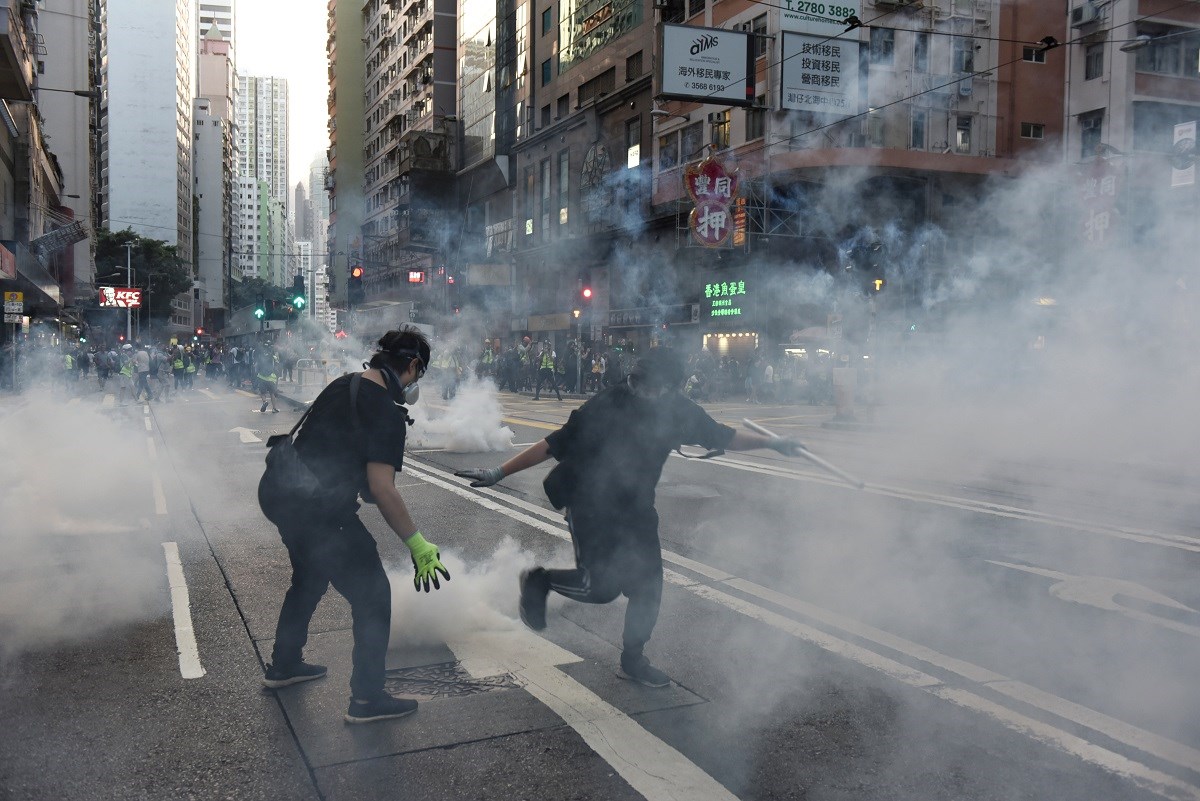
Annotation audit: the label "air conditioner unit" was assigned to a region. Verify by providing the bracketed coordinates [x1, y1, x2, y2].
[1070, 2, 1098, 28]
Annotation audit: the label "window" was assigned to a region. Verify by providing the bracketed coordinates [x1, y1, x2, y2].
[911, 109, 926, 149]
[1135, 29, 1200, 79]
[557, 94, 569, 118]
[541, 58, 552, 86]
[626, 51, 643, 82]
[1020, 122, 1045, 140]
[681, 121, 703, 160]
[752, 14, 768, 58]
[914, 32, 929, 73]
[746, 96, 766, 141]
[955, 115, 972, 153]
[711, 110, 730, 149]
[1023, 46, 1046, 63]
[1085, 43, 1104, 80]
[870, 28, 895, 65]
[524, 166, 535, 235]
[557, 150, 570, 227]
[688, 0, 703, 18]
[658, 131, 679, 171]
[1079, 109, 1103, 159]
[625, 117, 641, 168]
[541, 104, 551, 126]
[953, 37, 975, 73]
[541, 6, 552, 35]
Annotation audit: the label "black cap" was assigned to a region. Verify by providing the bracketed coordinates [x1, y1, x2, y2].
[631, 347, 685, 389]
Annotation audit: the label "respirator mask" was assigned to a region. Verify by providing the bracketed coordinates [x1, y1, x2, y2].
[371, 346, 425, 406]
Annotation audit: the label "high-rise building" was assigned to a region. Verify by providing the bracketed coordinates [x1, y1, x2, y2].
[327, 0, 366, 306]
[238, 75, 290, 213]
[197, 23, 237, 329]
[100, 0, 197, 332]
[307, 153, 331, 267]
[198, 0, 236, 48]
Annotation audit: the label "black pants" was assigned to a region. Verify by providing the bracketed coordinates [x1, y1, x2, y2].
[135, 371, 154, 400]
[545, 506, 663, 657]
[534, 367, 561, 400]
[271, 513, 392, 699]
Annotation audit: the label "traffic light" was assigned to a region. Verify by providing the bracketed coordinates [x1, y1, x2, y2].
[253, 295, 266, 320]
[348, 265, 364, 306]
[581, 286, 593, 301]
[292, 275, 307, 309]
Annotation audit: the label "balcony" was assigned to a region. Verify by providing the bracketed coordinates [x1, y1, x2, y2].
[0, 1, 34, 101]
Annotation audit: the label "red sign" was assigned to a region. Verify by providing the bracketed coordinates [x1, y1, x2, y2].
[407, 270, 425, 284]
[0, 244, 14, 279]
[99, 287, 143, 308]
[684, 155, 739, 248]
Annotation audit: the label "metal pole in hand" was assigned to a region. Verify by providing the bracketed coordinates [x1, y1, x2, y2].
[743, 418, 866, 489]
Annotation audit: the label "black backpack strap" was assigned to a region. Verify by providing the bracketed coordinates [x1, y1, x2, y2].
[348, 372, 363, 433]
[675, 446, 725, 460]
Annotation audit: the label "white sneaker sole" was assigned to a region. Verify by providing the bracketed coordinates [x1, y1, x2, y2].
[343, 706, 418, 724]
[616, 667, 671, 688]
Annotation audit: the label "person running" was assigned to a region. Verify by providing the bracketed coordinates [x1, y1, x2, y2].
[455, 348, 801, 687]
[254, 343, 280, 413]
[258, 327, 449, 724]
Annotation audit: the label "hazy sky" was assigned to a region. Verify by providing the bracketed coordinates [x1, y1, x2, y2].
[236, 0, 329, 189]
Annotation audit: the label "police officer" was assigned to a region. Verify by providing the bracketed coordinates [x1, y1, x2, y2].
[456, 348, 800, 686]
[533, 340, 562, 401]
[260, 327, 450, 723]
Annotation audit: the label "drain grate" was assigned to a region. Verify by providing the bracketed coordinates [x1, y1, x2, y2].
[384, 661, 518, 700]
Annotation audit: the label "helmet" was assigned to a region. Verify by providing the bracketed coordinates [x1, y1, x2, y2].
[122, 344, 132, 350]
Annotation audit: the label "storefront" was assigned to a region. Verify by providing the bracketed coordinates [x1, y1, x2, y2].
[606, 303, 698, 352]
[698, 270, 761, 360]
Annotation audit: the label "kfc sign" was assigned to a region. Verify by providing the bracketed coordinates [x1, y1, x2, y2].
[99, 287, 143, 308]
[685, 155, 739, 248]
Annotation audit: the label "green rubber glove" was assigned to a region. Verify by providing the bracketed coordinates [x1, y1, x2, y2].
[404, 532, 450, 592]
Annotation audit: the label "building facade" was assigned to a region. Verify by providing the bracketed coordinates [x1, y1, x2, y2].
[236, 74, 289, 286]
[327, 0, 366, 306]
[193, 97, 233, 330]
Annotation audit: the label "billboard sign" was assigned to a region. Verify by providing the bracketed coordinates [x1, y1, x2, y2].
[99, 287, 143, 308]
[1171, 120, 1196, 188]
[780, 33, 860, 116]
[685, 155, 739, 248]
[660, 24, 756, 107]
[780, 0, 861, 37]
[0, 244, 14, 279]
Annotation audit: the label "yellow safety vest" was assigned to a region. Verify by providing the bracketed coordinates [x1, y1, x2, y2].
[540, 352, 554, 369]
[173, 356, 184, 369]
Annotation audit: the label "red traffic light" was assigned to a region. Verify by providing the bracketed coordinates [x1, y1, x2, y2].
[581, 287, 593, 299]
[350, 266, 364, 279]
[195, 327, 204, 335]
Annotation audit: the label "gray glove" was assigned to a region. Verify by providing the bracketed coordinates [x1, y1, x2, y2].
[768, 437, 805, 457]
[455, 466, 505, 487]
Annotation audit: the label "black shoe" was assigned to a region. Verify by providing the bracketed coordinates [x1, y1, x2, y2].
[262, 661, 328, 689]
[518, 568, 550, 631]
[344, 694, 418, 724]
[617, 654, 671, 688]
[259, 401, 268, 413]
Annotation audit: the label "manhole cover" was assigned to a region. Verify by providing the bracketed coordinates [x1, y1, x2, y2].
[384, 661, 518, 700]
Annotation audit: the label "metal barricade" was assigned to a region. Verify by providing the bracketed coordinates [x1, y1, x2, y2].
[295, 359, 328, 387]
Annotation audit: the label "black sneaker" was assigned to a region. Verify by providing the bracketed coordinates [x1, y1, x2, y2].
[259, 401, 268, 413]
[262, 661, 328, 689]
[617, 654, 671, 688]
[344, 694, 418, 724]
[518, 568, 550, 631]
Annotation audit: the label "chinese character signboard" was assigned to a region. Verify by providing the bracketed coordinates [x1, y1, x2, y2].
[99, 287, 143, 308]
[659, 24, 755, 107]
[780, 0, 860, 37]
[685, 155, 739, 247]
[703, 278, 749, 318]
[780, 33, 861, 117]
[1077, 159, 1120, 249]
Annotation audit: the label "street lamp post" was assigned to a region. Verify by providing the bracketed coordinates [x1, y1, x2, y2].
[122, 242, 134, 342]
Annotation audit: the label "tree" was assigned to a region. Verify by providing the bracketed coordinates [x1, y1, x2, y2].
[232, 275, 290, 311]
[93, 228, 192, 323]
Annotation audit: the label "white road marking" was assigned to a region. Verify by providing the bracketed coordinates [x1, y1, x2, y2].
[404, 460, 1200, 797]
[684, 451, 1200, 554]
[199, 388, 217, 400]
[144, 417, 152, 431]
[67, 397, 80, 406]
[151, 474, 168, 515]
[989, 560, 1200, 640]
[146, 436, 157, 461]
[229, 426, 262, 444]
[143, 403, 149, 414]
[101, 394, 115, 408]
[162, 542, 205, 680]
[449, 629, 738, 801]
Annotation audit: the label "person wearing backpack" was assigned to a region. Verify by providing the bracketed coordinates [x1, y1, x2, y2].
[258, 327, 449, 724]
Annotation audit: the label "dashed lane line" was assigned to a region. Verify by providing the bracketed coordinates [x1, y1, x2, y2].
[403, 460, 1200, 798]
[198, 388, 218, 400]
[144, 417, 152, 431]
[162, 542, 205, 680]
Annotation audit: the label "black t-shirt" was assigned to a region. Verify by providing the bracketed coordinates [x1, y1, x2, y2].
[294, 373, 409, 504]
[544, 383, 734, 510]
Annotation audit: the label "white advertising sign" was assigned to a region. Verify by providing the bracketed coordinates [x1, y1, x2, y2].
[660, 24, 755, 107]
[780, 0, 861, 37]
[1171, 120, 1196, 188]
[780, 32, 860, 116]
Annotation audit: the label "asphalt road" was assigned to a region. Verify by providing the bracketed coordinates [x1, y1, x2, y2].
[2, 378, 1199, 800]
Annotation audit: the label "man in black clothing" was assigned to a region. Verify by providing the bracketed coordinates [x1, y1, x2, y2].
[456, 348, 799, 686]
[259, 327, 450, 724]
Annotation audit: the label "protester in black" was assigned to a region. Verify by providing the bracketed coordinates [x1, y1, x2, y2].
[259, 327, 450, 724]
[456, 348, 799, 686]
